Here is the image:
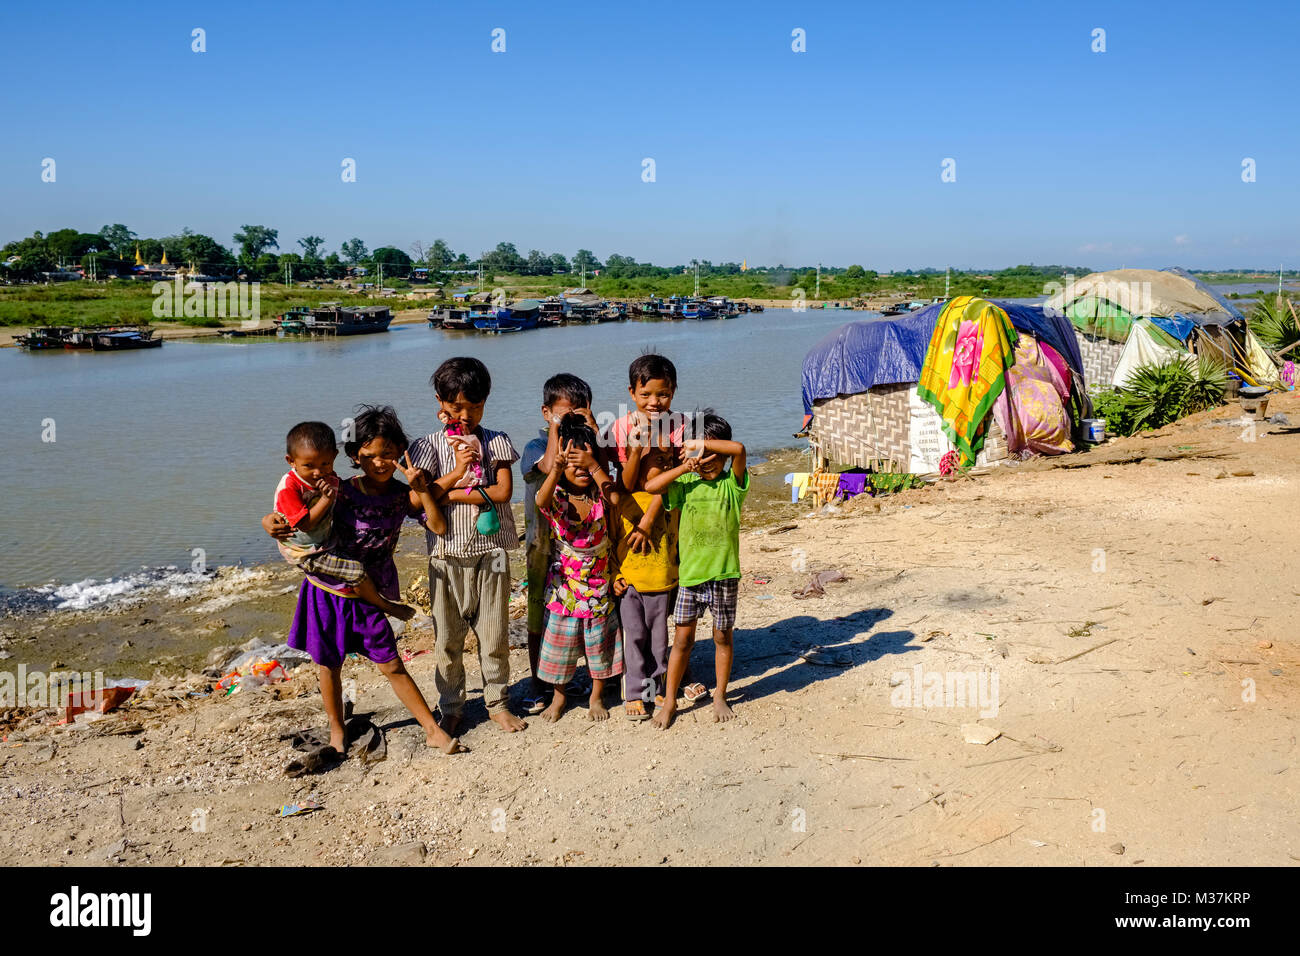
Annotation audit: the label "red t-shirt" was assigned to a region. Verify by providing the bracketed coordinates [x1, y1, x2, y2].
[274, 470, 339, 527]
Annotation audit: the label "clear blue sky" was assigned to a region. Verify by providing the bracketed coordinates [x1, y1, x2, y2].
[2, 0, 1296, 271]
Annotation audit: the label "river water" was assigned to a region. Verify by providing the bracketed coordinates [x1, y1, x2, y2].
[0, 308, 860, 602]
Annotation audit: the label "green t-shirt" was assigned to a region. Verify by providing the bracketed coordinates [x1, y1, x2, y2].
[665, 469, 749, 587]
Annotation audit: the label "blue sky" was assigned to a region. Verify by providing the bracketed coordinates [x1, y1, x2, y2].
[2, 0, 1296, 270]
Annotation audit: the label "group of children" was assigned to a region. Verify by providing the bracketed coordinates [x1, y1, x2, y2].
[264, 352, 747, 759]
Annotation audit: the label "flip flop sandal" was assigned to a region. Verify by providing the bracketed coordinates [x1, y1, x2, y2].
[565, 677, 591, 697]
[682, 683, 708, 703]
[523, 695, 549, 715]
[624, 700, 650, 721]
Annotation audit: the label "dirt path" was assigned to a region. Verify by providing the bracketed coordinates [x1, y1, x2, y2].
[2, 394, 1296, 866]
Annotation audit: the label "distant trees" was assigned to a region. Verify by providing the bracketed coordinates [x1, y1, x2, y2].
[98, 224, 137, 259]
[549, 252, 568, 274]
[340, 238, 369, 265]
[526, 249, 551, 275]
[297, 235, 326, 260]
[233, 225, 278, 262]
[481, 242, 523, 274]
[371, 247, 413, 271]
[572, 249, 600, 275]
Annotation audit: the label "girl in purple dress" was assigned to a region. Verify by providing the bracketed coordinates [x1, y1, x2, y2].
[264, 406, 463, 757]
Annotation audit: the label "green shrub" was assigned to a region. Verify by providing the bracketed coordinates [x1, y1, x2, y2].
[1090, 387, 1136, 436]
[1249, 295, 1299, 351]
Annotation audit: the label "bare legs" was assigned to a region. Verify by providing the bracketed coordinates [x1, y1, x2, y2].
[318, 660, 463, 755]
[652, 620, 735, 729]
[354, 573, 415, 621]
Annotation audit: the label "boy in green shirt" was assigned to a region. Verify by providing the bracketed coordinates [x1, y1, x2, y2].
[644, 410, 747, 729]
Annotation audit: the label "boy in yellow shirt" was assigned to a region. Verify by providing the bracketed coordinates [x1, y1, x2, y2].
[612, 486, 679, 720]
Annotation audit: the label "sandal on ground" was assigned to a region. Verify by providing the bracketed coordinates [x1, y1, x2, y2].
[523, 694, 549, 715]
[682, 682, 708, 703]
[624, 700, 650, 721]
[565, 676, 591, 697]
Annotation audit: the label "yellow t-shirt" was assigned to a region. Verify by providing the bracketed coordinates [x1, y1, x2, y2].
[615, 492, 679, 594]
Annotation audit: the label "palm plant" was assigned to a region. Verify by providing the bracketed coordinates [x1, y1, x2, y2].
[1249, 294, 1299, 352]
[1119, 355, 1226, 431]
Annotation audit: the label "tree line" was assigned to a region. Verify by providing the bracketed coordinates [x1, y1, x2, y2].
[0, 225, 1095, 296]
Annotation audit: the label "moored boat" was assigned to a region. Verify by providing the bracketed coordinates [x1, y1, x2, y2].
[90, 328, 163, 350]
[16, 326, 75, 350]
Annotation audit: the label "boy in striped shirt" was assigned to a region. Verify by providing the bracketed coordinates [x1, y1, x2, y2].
[408, 357, 526, 734]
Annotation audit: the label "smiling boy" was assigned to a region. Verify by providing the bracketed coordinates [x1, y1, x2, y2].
[407, 357, 527, 734]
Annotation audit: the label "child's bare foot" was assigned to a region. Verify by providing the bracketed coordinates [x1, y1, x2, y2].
[540, 696, 566, 723]
[490, 710, 528, 732]
[588, 693, 609, 721]
[427, 731, 467, 754]
[711, 695, 735, 722]
[328, 731, 346, 753]
[651, 701, 677, 730]
[438, 713, 462, 737]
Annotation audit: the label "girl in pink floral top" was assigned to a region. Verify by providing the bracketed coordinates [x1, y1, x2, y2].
[535, 414, 623, 722]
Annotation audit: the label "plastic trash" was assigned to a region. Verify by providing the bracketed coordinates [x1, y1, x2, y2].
[64, 685, 136, 722]
[278, 799, 323, 817]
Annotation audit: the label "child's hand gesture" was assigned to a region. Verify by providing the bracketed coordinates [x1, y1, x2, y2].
[681, 438, 705, 460]
[627, 411, 652, 450]
[316, 477, 337, 500]
[400, 451, 429, 494]
[612, 575, 629, 597]
[568, 441, 599, 473]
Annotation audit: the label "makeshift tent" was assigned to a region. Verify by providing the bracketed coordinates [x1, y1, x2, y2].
[803, 297, 1084, 474]
[1112, 319, 1193, 389]
[1042, 267, 1275, 387]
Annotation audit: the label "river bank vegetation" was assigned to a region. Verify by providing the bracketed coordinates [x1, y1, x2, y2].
[4, 223, 1295, 328]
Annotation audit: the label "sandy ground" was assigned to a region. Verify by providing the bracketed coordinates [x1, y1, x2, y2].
[1, 394, 1297, 867]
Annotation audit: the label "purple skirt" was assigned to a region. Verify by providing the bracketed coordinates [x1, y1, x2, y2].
[287, 559, 400, 668]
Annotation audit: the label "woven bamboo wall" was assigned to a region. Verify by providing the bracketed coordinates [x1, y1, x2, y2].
[810, 384, 1007, 472]
[1075, 330, 1125, 389]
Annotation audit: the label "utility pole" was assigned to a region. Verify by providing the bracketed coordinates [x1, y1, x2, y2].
[815, 262, 821, 299]
[945, 266, 950, 300]
[694, 262, 700, 298]
[378, 262, 383, 291]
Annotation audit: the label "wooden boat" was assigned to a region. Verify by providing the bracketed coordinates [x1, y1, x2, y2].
[657, 295, 684, 319]
[538, 298, 567, 327]
[432, 308, 473, 331]
[637, 297, 663, 317]
[598, 302, 628, 322]
[682, 299, 716, 320]
[90, 328, 163, 350]
[16, 326, 74, 350]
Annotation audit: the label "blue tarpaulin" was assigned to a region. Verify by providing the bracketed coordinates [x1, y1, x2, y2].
[801, 299, 1085, 415]
[1149, 314, 1197, 343]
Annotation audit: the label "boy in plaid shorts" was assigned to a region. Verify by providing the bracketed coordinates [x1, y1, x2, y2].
[644, 410, 747, 729]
